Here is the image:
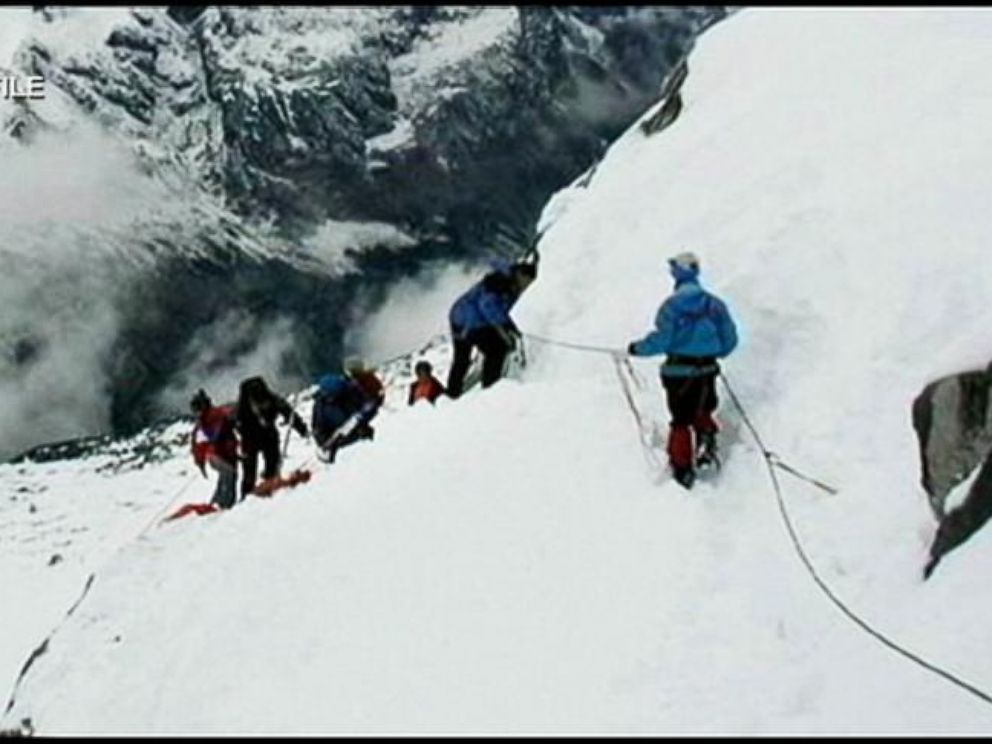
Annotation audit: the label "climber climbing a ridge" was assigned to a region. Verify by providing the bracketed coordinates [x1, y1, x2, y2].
[235, 375, 309, 497]
[446, 258, 537, 398]
[311, 357, 384, 464]
[626, 251, 738, 489]
[189, 388, 239, 510]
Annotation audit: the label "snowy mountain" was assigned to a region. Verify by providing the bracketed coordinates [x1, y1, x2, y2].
[0, 6, 719, 458]
[4, 7, 992, 735]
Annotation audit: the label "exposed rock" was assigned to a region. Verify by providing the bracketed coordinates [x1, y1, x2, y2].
[924, 448, 992, 580]
[912, 366, 992, 516]
[914, 364, 992, 576]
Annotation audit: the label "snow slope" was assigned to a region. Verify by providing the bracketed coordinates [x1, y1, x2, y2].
[5, 7, 992, 734]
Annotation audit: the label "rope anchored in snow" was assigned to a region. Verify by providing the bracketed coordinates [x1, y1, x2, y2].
[522, 333, 664, 470]
[526, 329, 992, 708]
[522, 332, 621, 357]
[610, 353, 666, 472]
[714, 373, 838, 495]
[718, 371, 992, 709]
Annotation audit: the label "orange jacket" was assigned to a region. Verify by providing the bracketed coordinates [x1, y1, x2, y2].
[408, 377, 445, 405]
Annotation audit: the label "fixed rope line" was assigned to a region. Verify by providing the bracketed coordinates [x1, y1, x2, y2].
[622, 356, 648, 390]
[526, 330, 992, 705]
[526, 332, 836, 490]
[767, 453, 838, 495]
[718, 371, 992, 708]
[523, 332, 620, 356]
[141, 471, 201, 532]
[524, 332, 662, 470]
[611, 354, 666, 472]
[713, 373, 837, 495]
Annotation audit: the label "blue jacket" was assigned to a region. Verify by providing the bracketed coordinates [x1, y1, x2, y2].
[630, 277, 738, 377]
[449, 260, 520, 338]
[312, 374, 370, 437]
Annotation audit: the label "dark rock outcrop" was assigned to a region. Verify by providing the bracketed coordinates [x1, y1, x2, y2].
[913, 363, 992, 576]
[912, 366, 992, 516]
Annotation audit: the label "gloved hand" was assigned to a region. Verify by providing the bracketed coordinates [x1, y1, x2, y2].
[294, 418, 309, 438]
[627, 341, 639, 356]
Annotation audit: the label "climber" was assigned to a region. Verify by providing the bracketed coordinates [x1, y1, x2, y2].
[446, 259, 537, 398]
[311, 358, 384, 463]
[235, 375, 309, 498]
[626, 251, 738, 489]
[189, 389, 239, 510]
[408, 360, 446, 405]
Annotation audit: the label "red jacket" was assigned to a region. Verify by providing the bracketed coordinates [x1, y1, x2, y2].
[408, 376, 445, 405]
[191, 405, 238, 467]
[351, 371, 385, 407]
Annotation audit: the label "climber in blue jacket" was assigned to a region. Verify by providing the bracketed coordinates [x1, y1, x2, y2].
[310, 368, 379, 463]
[446, 259, 537, 398]
[627, 251, 738, 489]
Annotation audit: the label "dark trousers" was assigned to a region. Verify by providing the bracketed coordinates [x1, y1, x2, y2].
[209, 458, 238, 510]
[446, 326, 512, 399]
[662, 372, 719, 470]
[241, 429, 281, 498]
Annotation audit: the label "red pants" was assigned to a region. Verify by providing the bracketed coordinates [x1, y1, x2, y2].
[662, 373, 719, 470]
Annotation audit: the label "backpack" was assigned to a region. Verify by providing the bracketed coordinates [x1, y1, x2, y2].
[312, 374, 359, 433]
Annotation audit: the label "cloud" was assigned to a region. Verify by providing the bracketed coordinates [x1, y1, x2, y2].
[154, 311, 303, 413]
[0, 123, 182, 459]
[344, 262, 482, 366]
[303, 218, 418, 276]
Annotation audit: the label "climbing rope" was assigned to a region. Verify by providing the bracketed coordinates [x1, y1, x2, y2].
[610, 353, 666, 472]
[523, 332, 620, 356]
[523, 333, 662, 467]
[718, 371, 992, 708]
[525, 329, 992, 708]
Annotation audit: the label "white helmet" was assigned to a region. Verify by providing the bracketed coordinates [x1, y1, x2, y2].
[343, 356, 368, 375]
[668, 250, 700, 271]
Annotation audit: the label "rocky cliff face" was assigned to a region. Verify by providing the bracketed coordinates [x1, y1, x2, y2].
[913, 365, 992, 516]
[0, 6, 724, 456]
[16, 6, 722, 240]
[913, 364, 992, 573]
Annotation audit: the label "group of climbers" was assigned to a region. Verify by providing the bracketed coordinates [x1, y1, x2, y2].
[187, 249, 738, 514]
[189, 376, 309, 509]
[188, 362, 386, 509]
[185, 244, 987, 583]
